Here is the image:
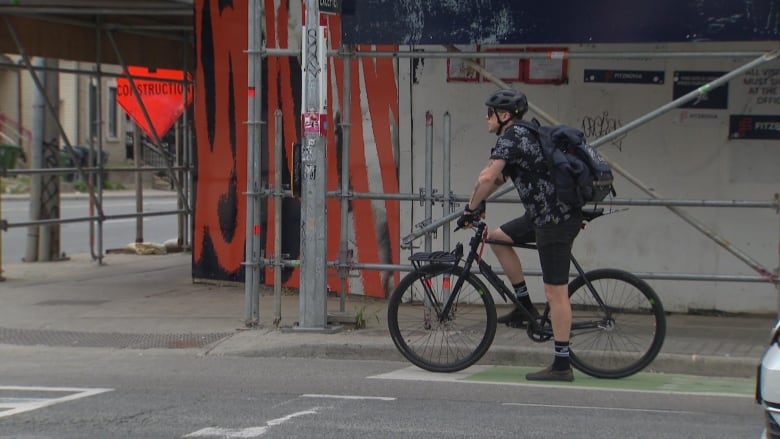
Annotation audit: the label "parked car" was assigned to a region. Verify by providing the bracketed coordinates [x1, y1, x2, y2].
[757, 318, 780, 439]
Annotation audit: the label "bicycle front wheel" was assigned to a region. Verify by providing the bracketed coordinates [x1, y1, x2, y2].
[387, 264, 497, 373]
[568, 269, 666, 379]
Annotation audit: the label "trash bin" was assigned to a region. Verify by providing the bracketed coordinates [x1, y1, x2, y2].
[59, 149, 75, 182]
[0, 143, 21, 170]
[60, 146, 109, 183]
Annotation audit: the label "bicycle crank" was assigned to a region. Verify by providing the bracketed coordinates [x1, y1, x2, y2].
[527, 315, 553, 342]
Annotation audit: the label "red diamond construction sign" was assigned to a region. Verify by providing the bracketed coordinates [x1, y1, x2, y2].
[116, 66, 193, 140]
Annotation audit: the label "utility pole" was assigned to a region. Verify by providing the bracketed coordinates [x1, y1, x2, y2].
[26, 57, 61, 263]
[296, 0, 333, 331]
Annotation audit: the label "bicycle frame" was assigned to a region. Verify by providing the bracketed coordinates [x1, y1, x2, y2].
[393, 209, 665, 377]
[435, 219, 614, 336]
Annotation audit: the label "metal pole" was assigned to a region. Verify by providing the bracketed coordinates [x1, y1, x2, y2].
[38, 57, 60, 263]
[274, 110, 283, 326]
[424, 111, 433, 253]
[133, 120, 143, 243]
[93, 21, 104, 263]
[297, 0, 331, 331]
[178, 49, 190, 250]
[185, 117, 193, 249]
[0, 60, 194, 82]
[442, 112, 452, 252]
[243, 0, 263, 327]
[342, 48, 768, 59]
[25, 57, 44, 263]
[591, 50, 780, 149]
[338, 48, 352, 313]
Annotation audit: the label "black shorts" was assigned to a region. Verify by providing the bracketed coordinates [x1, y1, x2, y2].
[499, 212, 582, 285]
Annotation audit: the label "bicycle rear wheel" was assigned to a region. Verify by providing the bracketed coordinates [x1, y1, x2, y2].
[567, 268, 666, 379]
[387, 264, 497, 373]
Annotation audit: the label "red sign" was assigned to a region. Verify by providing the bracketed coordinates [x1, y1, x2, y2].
[116, 66, 193, 140]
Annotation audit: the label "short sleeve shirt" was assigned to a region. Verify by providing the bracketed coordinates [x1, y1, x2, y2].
[489, 123, 572, 226]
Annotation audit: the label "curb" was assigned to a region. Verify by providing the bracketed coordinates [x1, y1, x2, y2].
[206, 330, 760, 379]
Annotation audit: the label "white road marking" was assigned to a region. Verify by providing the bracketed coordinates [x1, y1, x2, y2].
[0, 386, 113, 418]
[185, 409, 319, 438]
[370, 366, 753, 399]
[502, 402, 699, 415]
[368, 365, 492, 382]
[184, 427, 269, 438]
[301, 394, 396, 401]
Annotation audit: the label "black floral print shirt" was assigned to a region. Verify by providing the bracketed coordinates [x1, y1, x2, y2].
[489, 122, 572, 226]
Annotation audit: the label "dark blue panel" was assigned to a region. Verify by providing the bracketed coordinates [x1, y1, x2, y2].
[341, 0, 780, 44]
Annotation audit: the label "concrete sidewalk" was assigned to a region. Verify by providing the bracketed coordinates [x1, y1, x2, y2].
[0, 251, 775, 378]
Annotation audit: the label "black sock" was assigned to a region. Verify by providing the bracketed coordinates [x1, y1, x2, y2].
[552, 340, 570, 371]
[512, 281, 534, 311]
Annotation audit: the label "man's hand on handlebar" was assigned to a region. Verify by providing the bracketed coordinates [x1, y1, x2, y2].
[456, 200, 486, 230]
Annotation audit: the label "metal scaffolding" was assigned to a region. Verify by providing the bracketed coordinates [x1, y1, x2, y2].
[245, 2, 780, 329]
[0, 2, 194, 279]
[2, 2, 776, 324]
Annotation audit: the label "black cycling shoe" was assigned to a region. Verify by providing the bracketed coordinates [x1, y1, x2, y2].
[496, 306, 539, 328]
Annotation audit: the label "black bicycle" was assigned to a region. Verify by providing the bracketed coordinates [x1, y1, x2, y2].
[387, 208, 666, 379]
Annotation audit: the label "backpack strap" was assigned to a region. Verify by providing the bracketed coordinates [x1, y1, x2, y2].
[515, 119, 541, 135]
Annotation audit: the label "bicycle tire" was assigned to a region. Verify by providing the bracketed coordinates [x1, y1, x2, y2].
[567, 268, 666, 379]
[387, 263, 497, 373]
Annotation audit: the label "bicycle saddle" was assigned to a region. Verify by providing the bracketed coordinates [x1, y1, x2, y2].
[581, 207, 604, 222]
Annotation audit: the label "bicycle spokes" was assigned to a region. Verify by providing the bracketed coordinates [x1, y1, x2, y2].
[567, 269, 666, 379]
[388, 264, 497, 373]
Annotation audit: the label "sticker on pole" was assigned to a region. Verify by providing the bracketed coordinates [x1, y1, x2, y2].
[303, 112, 321, 135]
[117, 66, 193, 140]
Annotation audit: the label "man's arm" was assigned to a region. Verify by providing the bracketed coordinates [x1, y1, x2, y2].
[466, 158, 507, 211]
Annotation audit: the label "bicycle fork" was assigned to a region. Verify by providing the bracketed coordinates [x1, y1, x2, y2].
[420, 271, 460, 327]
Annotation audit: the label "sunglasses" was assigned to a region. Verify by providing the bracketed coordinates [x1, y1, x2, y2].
[487, 107, 496, 118]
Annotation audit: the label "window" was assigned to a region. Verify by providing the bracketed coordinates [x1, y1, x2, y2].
[88, 81, 97, 139]
[107, 86, 118, 138]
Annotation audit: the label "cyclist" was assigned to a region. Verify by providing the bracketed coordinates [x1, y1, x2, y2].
[456, 89, 582, 382]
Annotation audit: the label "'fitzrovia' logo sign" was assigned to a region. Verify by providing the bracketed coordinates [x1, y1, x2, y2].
[319, 0, 340, 14]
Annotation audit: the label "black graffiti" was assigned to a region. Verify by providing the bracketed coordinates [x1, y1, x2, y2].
[218, 0, 233, 14]
[581, 111, 626, 151]
[227, 53, 237, 159]
[306, 29, 321, 80]
[200, 0, 216, 149]
[217, 169, 238, 243]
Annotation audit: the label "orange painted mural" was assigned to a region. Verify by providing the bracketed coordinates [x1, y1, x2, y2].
[193, 0, 248, 280]
[194, 0, 399, 298]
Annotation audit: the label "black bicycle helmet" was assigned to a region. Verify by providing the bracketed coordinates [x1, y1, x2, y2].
[485, 89, 528, 118]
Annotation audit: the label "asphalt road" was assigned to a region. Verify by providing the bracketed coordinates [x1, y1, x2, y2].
[1, 194, 181, 264]
[0, 345, 764, 438]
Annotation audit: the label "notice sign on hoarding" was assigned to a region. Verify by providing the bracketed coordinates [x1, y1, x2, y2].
[673, 71, 729, 109]
[729, 114, 780, 140]
[319, 0, 340, 14]
[116, 66, 193, 140]
[584, 69, 665, 84]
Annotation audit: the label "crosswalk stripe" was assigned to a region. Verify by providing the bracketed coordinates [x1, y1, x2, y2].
[0, 386, 113, 418]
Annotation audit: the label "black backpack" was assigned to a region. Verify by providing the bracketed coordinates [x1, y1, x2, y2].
[518, 119, 615, 208]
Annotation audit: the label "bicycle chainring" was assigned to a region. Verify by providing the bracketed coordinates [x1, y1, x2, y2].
[527, 315, 553, 342]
